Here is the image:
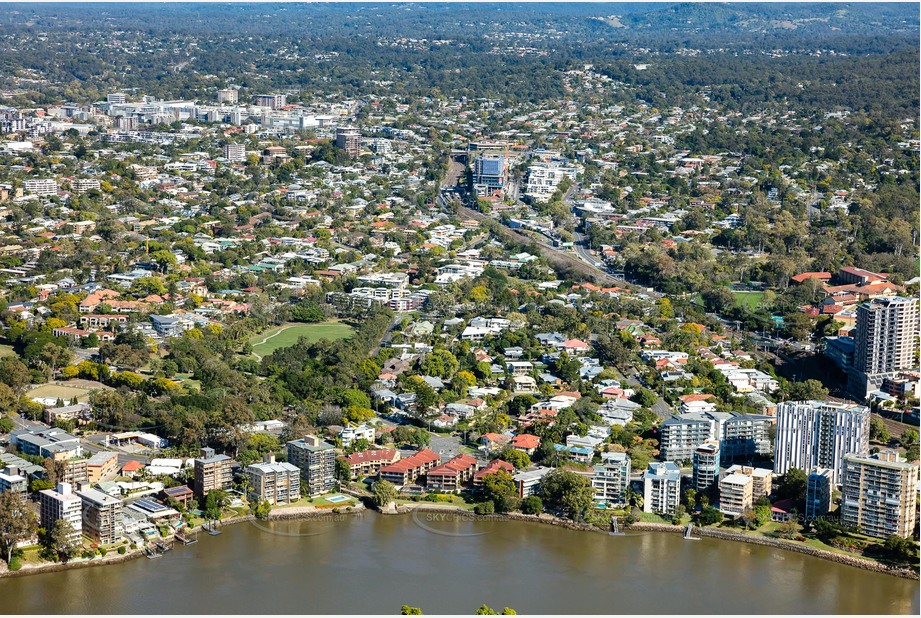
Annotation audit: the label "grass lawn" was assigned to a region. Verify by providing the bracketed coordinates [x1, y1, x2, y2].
[0, 344, 15, 358]
[249, 321, 354, 358]
[25, 383, 91, 402]
[733, 290, 765, 310]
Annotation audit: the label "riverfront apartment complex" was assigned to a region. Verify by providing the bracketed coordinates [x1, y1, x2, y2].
[287, 435, 337, 497]
[773, 400, 869, 485]
[659, 411, 773, 463]
[692, 440, 720, 494]
[193, 447, 233, 498]
[39, 482, 82, 543]
[592, 452, 631, 507]
[805, 468, 833, 521]
[643, 461, 681, 516]
[76, 487, 123, 544]
[841, 451, 919, 539]
[718, 473, 753, 516]
[245, 455, 302, 506]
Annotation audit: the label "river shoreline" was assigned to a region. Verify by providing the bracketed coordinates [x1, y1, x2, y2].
[387, 502, 919, 581]
[2, 501, 917, 582]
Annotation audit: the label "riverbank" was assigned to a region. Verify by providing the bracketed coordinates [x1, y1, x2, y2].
[383, 503, 918, 580]
[0, 503, 368, 580]
[626, 522, 919, 580]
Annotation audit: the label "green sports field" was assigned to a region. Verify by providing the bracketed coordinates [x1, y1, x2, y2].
[250, 322, 354, 358]
[733, 291, 765, 309]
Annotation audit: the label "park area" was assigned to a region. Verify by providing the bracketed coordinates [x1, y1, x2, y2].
[24, 380, 105, 403]
[733, 290, 765, 310]
[249, 321, 354, 359]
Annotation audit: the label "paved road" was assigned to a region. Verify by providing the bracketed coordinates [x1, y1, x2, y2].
[618, 368, 674, 420]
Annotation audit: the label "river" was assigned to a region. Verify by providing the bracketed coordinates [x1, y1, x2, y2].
[0, 513, 917, 614]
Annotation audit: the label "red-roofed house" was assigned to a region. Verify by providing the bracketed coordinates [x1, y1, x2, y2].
[121, 460, 145, 477]
[473, 459, 515, 486]
[562, 339, 590, 355]
[791, 271, 832, 285]
[509, 434, 541, 455]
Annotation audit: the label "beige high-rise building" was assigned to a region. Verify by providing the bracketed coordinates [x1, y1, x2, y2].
[841, 450, 919, 539]
[76, 487, 123, 545]
[245, 454, 301, 506]
[39, 482, 82, 544]
[335, 126, 361, 157]
[718, 473, 754, 516]
[193, 447, 233, 498]
[218, 88, 238, 104]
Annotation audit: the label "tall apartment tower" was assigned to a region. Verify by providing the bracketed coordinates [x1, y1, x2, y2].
[287, 435, 336, 497]
[592, 452, 631, 507]
[692, 439, 721, 495]
[193, 447, 233, 498]
[849, 296, 920, 398]
[335, 126, 361, 157]
[255, 94, 286, 109]
[223, 143, 247, 163]
[774, 400, 870, 485]
[76, 487, 123, 545]
[841, 450, 919, 538]
[39, 482, 83, 544]
[218, 88, 239, 104]
[805, 468, 832, 521]
[643, 461, 681, 516]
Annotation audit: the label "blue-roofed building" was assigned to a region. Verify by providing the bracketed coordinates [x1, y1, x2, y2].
[473, 155, 506, 193]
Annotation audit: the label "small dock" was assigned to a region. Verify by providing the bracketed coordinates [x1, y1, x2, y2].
[203, 521, 222, 536]
[610, 516, 625, 536]
[684, 524, 701, 541]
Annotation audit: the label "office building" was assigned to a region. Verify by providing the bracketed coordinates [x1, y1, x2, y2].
[643, 461, 681, 515]
[841, 451, 919, 539]
[335, 126, 361, 157]
[473, 155, 506, 194]
[592, 452, 631, 507]
[245, 454, 301, 506]
[693, 440, 721, 494]
[718, 473, 754, 516]
[287, 435, 337, 497]
[39, 482, 82, 543]
[805, 468, 832, 521]
[193, 447, 233, 498]
[76, 487, 123, 545]
[107, 93, 127, 104]
[223, 143, 247, 163]
[218, 88, 238, 104]
[774, 400, 869, 485]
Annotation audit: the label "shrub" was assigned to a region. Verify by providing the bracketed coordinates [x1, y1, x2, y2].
[117, 546, 127, 555]
[8, 556, 22, 571]
[97, 546, 107, 557]
[474, 501, 495, 515]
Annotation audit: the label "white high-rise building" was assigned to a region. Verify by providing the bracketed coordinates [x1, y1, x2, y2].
[23, 179, 59, 196]
[774, 401, 870, 485]
[592, 452, 631, 507]
[223, 143, 247, 163]
[643, 461, 681, 515]
[854, 296, 919, 374]
[39, 482, 82, 544]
